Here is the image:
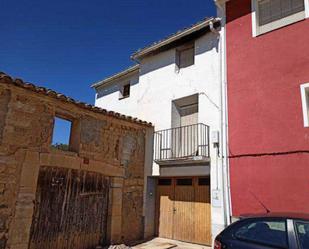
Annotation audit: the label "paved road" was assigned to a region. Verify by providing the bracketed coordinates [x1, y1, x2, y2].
[133, 238, 211, 249]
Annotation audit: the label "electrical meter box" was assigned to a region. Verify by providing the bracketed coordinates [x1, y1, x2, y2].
[212, 130, 220, 144]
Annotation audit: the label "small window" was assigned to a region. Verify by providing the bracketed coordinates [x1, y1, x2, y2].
[300, 83, 309, 127]
[253, 0, 306, 36]
[158, 178, 172, 186]
[176, 43, 195, 69]
[119, 84, 130, 99]
[198, 178, 210, 186]
[235, 219, 288, 248]
[295, 221, 309, 249]
[51, 117, 72, 151]
[176, 178, 192, 186]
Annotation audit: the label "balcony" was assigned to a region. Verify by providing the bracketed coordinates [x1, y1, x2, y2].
[154, 123, 210, 165]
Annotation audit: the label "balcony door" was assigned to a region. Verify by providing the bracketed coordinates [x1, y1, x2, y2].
[180, 103, 198, 126]
[172, 94, 198, 158]
[179, 103, 198, 157]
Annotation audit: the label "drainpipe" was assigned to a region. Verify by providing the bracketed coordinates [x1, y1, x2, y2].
[210, 14, 232, 228]
[217, 2, 232, 227]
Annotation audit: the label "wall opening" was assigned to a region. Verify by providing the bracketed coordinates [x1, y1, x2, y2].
[119, 83, 130, 99]
[176, 42, 195, 70]
[171, 93, 199, 128]
[52, 117, 71, 151]
[51, 115, 79, 152]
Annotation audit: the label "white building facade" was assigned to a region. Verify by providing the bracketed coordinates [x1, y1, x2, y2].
[92, 18, 230, 246]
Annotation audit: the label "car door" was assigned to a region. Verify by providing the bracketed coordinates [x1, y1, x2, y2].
[227, 218, 290, 249]
[294, 220, 309, 249]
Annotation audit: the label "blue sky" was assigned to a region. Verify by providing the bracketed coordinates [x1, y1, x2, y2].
[1, 0, 216, 144]
[52, 118, 72, 146]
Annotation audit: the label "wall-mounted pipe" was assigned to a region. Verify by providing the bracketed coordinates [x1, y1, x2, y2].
[214, 2, 232, 228]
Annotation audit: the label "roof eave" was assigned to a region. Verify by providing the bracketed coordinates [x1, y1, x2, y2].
[214, 0, 229, 3]
[131, 17, 221, 61]
[91, 64, 139, 89]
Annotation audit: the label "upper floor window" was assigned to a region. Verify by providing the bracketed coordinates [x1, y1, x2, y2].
[119, 83, 130, 99]
[252, 0, 308, 36]
[176, 42, 195, 70]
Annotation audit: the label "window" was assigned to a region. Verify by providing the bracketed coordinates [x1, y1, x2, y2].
[252, 0, 308, 36]
[235, 219, 288, 248]
[119, 83, 130, 99]
[176, 178, 193, 186]
[300, 83, 309, 127]
[52, 117, 72, 151]
[295, 221, 309, 249]
[198, 177, 210, 186]
[176, 42, 195, 69]
[158, 178, 172, 186]
[51, 115, 79, 152]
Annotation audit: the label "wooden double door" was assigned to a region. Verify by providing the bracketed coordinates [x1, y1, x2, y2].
[156, 177, 211, 245]
[29, 167, 110, 249]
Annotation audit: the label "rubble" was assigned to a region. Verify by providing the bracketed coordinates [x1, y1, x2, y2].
[101, 244, 132, 249]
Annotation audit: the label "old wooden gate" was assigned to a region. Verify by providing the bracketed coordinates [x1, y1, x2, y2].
[29, 167, 110, 249]
[156, 177, 211, 245]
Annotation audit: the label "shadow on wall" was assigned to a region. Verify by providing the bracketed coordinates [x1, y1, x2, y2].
[139, 32, 219, 77]
[95, 31, 219, 101]
[226, 0, 251, 23]
[96, 73, 139, 99]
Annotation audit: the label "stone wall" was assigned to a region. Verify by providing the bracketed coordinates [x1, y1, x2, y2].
[0, 76, 153, 249]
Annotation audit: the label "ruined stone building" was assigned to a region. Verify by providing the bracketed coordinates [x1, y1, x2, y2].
[0, 72, 153, 249]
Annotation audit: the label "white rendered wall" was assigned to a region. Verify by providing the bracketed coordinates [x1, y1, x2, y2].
[95, 32, 226, 239]
[95, 72, 140, 117]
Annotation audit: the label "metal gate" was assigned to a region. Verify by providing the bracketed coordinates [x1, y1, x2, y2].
[29, 167, 110, 249]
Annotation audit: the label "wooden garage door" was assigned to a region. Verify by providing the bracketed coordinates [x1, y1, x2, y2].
[157, 179, 174, 239]
[29, 167, 110, 249]
[156, 177, 211, 246]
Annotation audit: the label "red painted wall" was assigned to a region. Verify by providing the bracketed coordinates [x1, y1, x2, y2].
[226, 0, 309, 216]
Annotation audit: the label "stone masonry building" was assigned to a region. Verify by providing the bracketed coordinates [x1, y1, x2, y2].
[0, 72, 153, 249]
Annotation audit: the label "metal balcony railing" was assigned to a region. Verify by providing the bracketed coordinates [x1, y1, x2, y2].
[154, 123, 210, 162]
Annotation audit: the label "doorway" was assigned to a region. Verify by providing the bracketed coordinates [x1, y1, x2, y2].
[29, 167, 110, 249]
[156, 177, 211, 245]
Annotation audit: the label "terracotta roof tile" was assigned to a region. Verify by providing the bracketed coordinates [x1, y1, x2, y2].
[0, 72, 152, 127]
